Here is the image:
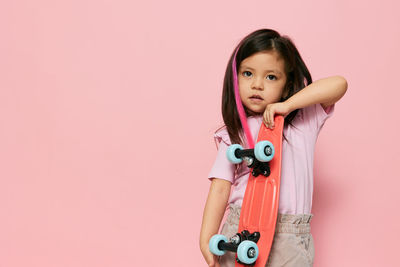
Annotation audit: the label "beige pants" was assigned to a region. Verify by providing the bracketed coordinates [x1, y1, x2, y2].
[219, 204, 314, 267]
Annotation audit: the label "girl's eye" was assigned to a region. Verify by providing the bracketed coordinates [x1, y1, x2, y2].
[243, 71, 252, 77]
[242, 71, 277, 81]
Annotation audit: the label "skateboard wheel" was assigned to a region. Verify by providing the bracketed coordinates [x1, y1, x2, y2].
[226, 144, 244, 164]
[209, 234, 228, 256]
[237, 240, 259, 264]
[254, 141, 275, 162]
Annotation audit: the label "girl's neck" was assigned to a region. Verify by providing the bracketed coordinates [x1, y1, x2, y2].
[244, 107, 262, 117]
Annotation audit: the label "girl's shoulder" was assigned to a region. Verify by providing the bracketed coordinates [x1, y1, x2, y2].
[213, 125, 231, 148]
[296, 103, 335, 130]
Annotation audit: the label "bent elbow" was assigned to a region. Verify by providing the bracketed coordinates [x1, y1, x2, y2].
[337, 75, 348, 93]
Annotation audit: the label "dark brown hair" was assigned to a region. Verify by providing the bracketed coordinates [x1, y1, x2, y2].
[221, 28, 312, 145]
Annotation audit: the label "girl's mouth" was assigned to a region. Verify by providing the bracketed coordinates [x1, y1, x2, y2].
[249, 95, 264, 102]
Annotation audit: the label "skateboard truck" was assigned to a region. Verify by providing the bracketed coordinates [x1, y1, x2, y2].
[248, 158, 270, 178]
[232, 231, 260, 265]
[209, 230, 261, 265]
[226, 141, 275, 178]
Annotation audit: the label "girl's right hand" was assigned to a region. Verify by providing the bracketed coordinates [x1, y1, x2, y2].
[201, 243, 221, 267]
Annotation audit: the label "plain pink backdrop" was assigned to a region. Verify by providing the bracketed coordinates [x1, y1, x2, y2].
[1, 0, 399, 266]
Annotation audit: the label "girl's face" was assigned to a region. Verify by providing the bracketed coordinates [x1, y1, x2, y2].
[238, 50, 287, 114]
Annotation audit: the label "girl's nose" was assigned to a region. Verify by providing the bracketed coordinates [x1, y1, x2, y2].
[251, 78, 264, 90]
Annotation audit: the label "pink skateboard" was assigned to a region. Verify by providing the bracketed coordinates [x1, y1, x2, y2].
[209, 115, 284, 266]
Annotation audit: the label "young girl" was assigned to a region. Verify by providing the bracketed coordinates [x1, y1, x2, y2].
[199, 29, 347, 267]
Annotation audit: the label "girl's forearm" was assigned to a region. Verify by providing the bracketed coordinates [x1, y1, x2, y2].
[199, 178, 232, 250]
[285, 75, 348, 112]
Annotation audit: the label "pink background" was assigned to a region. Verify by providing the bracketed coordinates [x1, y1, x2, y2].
[1, 0, 399, 266]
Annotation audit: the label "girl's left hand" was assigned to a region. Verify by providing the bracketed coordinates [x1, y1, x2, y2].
[263, 102, 291, 129]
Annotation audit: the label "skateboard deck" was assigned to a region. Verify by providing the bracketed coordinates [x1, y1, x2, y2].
[235, 115, 284, 267]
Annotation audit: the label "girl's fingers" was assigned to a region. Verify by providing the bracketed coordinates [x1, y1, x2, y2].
[214, 255, 221, 267]
[268, 108, 273, 128]
[270, 111, 275, 128]
[208, 255, 221, 267]
[263, 111, 268, 127]
[201, 249, 215, 266]
[264, 105, 277, 128]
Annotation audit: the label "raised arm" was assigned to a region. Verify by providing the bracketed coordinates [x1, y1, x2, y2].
[263, 75, 348, 128]
[285, 75, 348, 112]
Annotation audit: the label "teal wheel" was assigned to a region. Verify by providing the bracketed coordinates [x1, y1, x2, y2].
[254, 140, 274, 162]
[226, 144, 243, 164]
[237, 240, 259, 264]
[209, 234, 228, 256]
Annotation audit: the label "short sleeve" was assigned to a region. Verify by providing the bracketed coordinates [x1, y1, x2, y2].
[212, 126, 232, 148]
[301, 103, 335, 131]
[208, 128, 235, 183]
[315, 103, 335, 129]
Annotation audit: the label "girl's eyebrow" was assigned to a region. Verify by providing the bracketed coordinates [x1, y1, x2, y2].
[241, 65, 283, 75]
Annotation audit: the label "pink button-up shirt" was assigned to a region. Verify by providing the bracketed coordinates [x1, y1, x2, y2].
[208, 103, 335, 215]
